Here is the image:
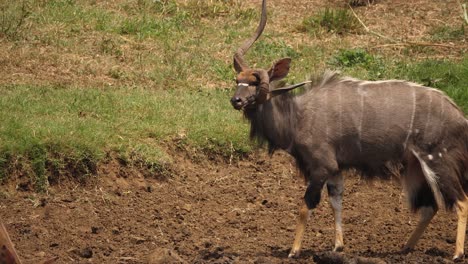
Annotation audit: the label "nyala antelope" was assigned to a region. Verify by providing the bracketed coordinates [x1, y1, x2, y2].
[229, 0, 468, 260]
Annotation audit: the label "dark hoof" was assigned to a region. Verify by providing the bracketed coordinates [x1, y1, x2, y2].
[400, 247, 413, 254]
[333, 245, 344, 252]
[453, 253, 464, 262]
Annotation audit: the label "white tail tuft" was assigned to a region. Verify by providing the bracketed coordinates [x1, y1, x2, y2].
[411, 150, 445, 209]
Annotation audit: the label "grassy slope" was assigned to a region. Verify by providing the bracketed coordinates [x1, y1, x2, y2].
[0, 0, 467, 188]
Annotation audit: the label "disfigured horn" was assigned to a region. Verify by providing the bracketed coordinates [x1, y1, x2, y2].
[233, 0, 293, 105]
[233, 0, 267, 73]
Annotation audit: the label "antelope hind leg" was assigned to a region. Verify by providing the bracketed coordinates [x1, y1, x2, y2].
[453, 199, 468, 261]
[403, 206, 437, 251]
[403, 150, 438, 252]
[288, 202, 310, 258]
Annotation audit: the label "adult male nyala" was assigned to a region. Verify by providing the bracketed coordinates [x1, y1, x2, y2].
[229, 0, 468, 260]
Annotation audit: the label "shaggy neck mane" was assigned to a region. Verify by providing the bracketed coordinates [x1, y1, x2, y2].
[243, 92, 298, 154]
[242, 71, 342, 154]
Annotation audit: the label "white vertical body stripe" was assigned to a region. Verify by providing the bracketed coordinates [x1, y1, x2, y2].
[404, 86, 416, 149]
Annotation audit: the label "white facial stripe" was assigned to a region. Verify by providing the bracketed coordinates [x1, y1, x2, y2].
[238, 83, 249, 87]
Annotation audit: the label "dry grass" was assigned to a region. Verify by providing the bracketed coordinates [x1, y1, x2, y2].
[0, 0, 466, 89]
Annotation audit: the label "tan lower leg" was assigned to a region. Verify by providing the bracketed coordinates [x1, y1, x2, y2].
[404, 206, 437, 250]
[454, 199, 468, 260]
[289, 202, 310, 258]
[333, 222, 343, 252]
[329, 196, 343, 251]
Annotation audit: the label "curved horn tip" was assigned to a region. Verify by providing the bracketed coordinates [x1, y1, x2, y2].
[232, 0, 268, 73]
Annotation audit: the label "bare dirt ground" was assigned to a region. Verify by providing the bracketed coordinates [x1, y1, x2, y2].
[0, 150, 464, 263]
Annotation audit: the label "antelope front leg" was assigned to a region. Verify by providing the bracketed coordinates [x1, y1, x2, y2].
[453, 199, 468, 261]
[289, 181, 324, 258]
[327, 174, 344, 252]
[288, 202, 311, 258]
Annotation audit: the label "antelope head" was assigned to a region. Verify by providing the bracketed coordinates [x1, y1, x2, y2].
[230, 0, 292, 110]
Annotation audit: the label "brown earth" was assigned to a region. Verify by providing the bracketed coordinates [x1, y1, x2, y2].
[0, 150, 465, 263]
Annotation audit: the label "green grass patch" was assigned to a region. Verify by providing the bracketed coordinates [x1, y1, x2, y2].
[328, 48, 386, 80]
[0, 85, 252, 184]
[395, 58, 468, 113]
[298, 8, 361, 35]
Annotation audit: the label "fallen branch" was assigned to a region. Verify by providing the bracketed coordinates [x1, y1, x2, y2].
[462, 3, 468, 24]
[347, 4, 397, 43]
[371, 42, 456, 49]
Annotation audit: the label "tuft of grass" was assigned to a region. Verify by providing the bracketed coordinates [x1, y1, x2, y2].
[252, 39, 301, 60]
[0, 152, 10, 182]
[298, 8, 361, 35]
[29, 143, 48, 192]
[329, 48, 375, 68]
[348, 0, 375, 7]
[429, 24, 466, 41]
[0, 0, 30, 39]
[118, 13, 188, 39]
[328, 48, 386, 80]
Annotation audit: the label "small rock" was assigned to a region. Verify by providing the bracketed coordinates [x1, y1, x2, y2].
[70, 247, 93, 259]
[181, 204, 192, 212]
[80, 248, 93, 259]
[91, 226, 100, 234]
[314, 251, 349, 264]
[147, 248, 187, 264]
[254, 256, 270, 264]
[146, 186, 153, 193]
[446, 238, 455, 244]
[130, 235, 146, 244]
[39, 198, 48, 207]
[356, 256, 387, 264]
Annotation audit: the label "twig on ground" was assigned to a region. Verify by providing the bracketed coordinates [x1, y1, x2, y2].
[456, 0, 468, 24]
[348, 4, 459, 49]
[462, 3, 468, 24]
[347, 3, 397, 43]
[371, 42, 456, 49]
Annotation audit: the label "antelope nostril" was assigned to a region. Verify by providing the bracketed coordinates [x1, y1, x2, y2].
[231, 97, 242, 104]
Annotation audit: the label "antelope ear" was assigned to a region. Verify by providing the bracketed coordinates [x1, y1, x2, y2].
[268, 58, 291, 81]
